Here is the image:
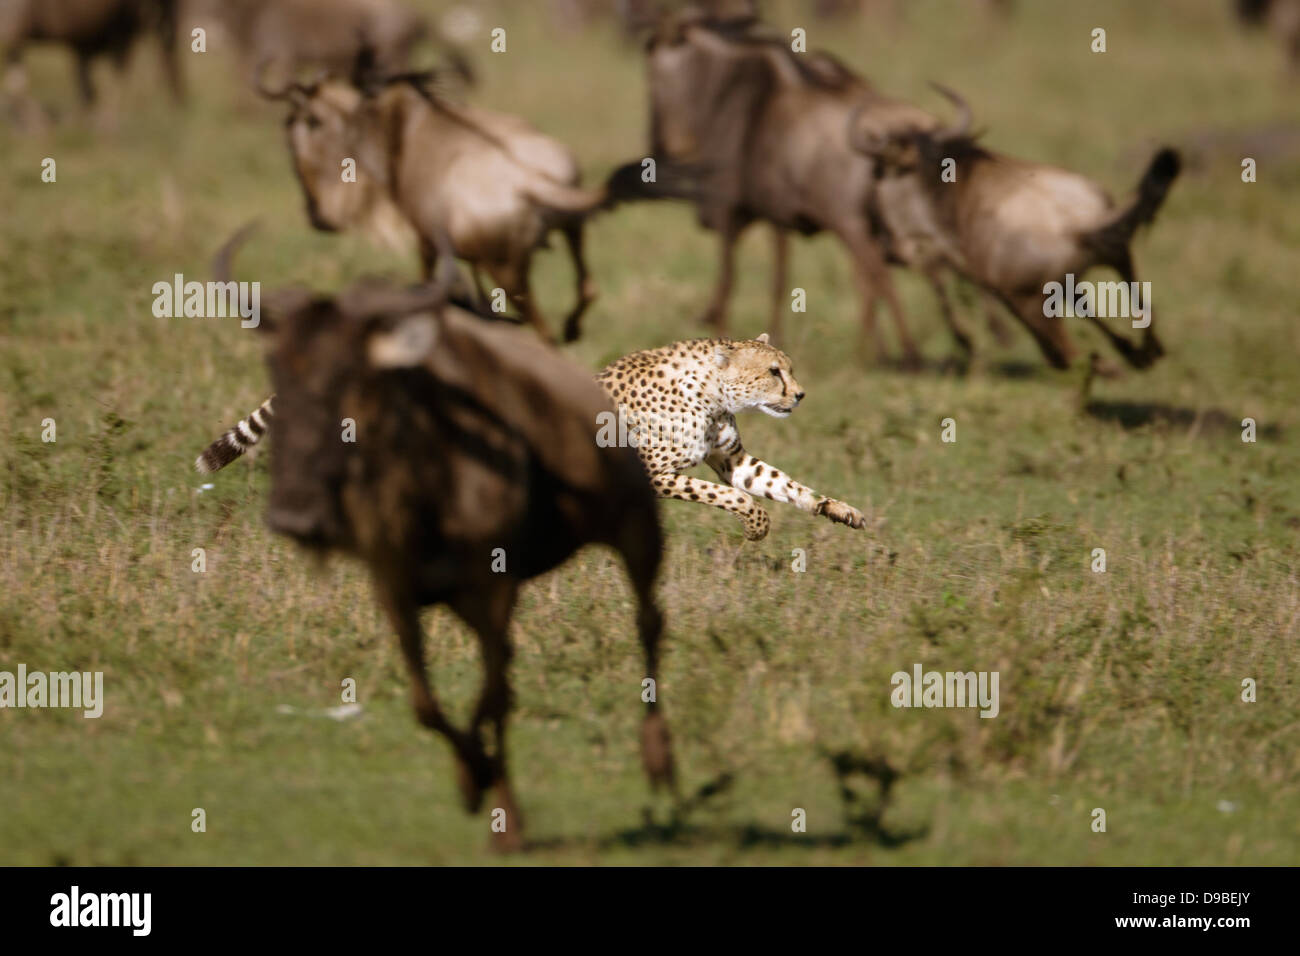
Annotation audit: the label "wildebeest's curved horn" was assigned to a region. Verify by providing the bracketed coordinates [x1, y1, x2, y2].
[254, 60, 293, 100]
[213, 221, 261, 284]
[930, 82, 973, 141]
[212, 221, 312, 333]
[254, 59, 319, 102]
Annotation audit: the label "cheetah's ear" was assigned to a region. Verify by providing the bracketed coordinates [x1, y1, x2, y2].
[713, 346, 730, 369]
[756, 333, 770, 345]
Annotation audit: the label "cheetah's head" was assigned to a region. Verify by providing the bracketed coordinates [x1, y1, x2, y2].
[714, 334, 805, 418]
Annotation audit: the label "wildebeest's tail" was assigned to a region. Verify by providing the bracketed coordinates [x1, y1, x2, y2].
[602, 157, 707, 207]
[1085, 148, 1181, 258]
[195, 396, 274, 474]
[523, 178, 610, 216]
[530, 158, 708, 215]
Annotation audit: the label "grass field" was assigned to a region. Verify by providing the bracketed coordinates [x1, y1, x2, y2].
[1, 0, 1297, 865]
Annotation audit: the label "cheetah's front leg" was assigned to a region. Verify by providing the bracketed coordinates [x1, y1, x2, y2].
[648, 473, 771, 541]
[707, 446, 867, 531]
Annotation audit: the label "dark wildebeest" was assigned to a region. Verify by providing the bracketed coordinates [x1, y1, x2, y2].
[851, 90, 1180, 371]
[1, 0, 183, 121]
[199, 0, 473, 89]
[1236, 0, 1300, 72]
[548, 0, 753, 32]
[259, 68, 607, 343]
[811, 0, 1014, 19]
[195, 229, 674, 851]
[608, 8, 929, 362]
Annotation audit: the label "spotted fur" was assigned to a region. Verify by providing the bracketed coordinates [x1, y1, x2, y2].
[597, 334, 866, 540]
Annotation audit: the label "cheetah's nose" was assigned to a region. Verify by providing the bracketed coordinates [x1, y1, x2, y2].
[794, 391, 805, 402]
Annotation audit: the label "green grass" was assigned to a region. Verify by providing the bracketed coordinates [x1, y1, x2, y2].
[1, 0, 1297, 864]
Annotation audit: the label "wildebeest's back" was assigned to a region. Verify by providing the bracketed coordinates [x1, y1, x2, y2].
[7, 0, 140, 48]
[347, 306, 654, 592]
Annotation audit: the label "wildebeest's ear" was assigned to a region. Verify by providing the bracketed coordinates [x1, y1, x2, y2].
[929, 82, 973, 142]
[368, 313, 439, 368]
[755, 333, 770, 345]
[258, 288, 316, 339]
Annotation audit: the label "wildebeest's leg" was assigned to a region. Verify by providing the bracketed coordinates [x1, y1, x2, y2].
[84, 51, 124, 134]
[649, 472, 770, 541]
[2, 54, 50, 131]
[374, 577, 494, 813]
[489, 257, 554, 343]
[770, 227, 789, 345]
[417, 235, 438, 281]
[471, 266, 489, 306]
[1003, 289, 1076, 370]
[873, 248, 919, 365]
[75, 53, 97, 106]
[842, 224, 919, 366]
[1088, 253, 1163, 369]
[74, 56, 95, 106]
[468, 266, 498, 314]
[699, 217, 744, 333]
[846, 243, 886, 361]
[455, 578, 523, 852]
[979, 288, 1015, 346]
[156, 0, 185, 104]
[925, 267, 973, 358]
[560, 220, 597, 343]
[615, 504, 675, 794]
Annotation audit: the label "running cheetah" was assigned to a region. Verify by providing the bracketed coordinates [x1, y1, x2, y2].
[597, 334, 867, 540]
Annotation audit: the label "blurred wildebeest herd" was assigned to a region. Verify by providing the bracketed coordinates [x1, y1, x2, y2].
[2, 0, 1297, 857]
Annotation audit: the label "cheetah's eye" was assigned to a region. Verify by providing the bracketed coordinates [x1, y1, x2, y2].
[770, 367, 781, 377]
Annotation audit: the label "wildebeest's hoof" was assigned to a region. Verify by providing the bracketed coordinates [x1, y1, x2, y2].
[489, 829, 525, 854]
[898, 350, 923, 371]
[1134, 335, 1165, 368]
[487, 784, 524, 852]
[455, 754, 496, 813]
[455, 761, 484, 813]
[641, 711, 676, 790]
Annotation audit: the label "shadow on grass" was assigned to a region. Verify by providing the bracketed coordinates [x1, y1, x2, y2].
[524, 751, 929, 854]
[873, 354, 1050, 381]
[1084, 400, 1282, 437]
[986, 359, 1047, 380]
